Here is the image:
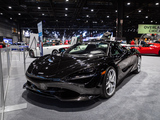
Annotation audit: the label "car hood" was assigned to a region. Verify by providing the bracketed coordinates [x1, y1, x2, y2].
[27, 54, 106, 78]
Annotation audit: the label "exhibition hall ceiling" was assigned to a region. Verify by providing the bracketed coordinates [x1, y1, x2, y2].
[0, 0, 160, 34]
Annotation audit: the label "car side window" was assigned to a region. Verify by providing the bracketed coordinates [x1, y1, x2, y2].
[110, 43, 125, 56]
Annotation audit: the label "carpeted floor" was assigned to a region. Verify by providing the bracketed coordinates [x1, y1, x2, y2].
[2, 52, 160, 120]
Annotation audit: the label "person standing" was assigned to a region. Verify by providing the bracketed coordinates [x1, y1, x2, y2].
[130, 39, 135, 45]
[135, 38, 138, 45]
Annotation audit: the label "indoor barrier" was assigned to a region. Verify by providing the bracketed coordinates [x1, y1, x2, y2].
[0, 47, 28, 120]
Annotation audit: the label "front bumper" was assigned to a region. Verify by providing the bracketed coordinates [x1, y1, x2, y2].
[24, 72, 101, 101]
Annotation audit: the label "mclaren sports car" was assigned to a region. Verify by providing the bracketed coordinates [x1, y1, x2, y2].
[24, 41, 141, 101]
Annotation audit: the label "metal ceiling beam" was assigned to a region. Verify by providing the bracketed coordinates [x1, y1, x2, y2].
[21, 27, 113, 30]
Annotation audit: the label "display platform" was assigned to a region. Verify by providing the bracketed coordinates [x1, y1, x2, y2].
[1, 52, 160, 120]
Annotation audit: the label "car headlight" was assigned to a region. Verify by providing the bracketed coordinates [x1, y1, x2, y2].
[66, 67, 96, 80]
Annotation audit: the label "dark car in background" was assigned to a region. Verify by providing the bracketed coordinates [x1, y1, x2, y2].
[24, 41, 141, 101]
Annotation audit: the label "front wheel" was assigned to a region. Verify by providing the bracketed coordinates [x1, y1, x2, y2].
[29, 50, 35, 58]
[101, 67, 117, 99]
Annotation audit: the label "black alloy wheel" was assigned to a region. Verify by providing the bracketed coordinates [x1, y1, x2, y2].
[134, 56, 141, 74]
[101, 66, 117, 98]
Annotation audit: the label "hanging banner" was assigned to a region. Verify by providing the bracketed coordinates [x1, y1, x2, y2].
[37, 21, 43, 56]
[138, 24, 160, 34]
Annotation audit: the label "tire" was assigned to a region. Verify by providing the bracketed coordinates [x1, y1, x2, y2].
[29, 50, 35, 58]
[101, 67, 117, 99]
[134, 56, 141, 74]
[52, 49, 58, 55]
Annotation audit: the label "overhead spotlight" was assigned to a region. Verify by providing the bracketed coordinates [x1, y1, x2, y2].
[65, 14, 67, 16]
[138, 10, 141, 12]
[127, 2, 131, 5]
[42, 13, 45, 16]
[155, 3, 159, 5]
[8, 6, 12, 9]
[66, 0, 69, 1]
[145, 16, 148, 18]
[91, 9, 94, 12]
[86, 15, 89, 17]
[10, 17, 12, 20]
[93, 21, 97, 23]
[65, 8, 68, 10]
[115, 10, 118, 12]
[107, 16, 109, 18]
[0, 13, 3, 15]
[151, 20, 153, 23]
[18, 13, 21, 15]
[126, 16, 129, 18]
[38, 7, 41, 9]
[155, 21, 157, 23]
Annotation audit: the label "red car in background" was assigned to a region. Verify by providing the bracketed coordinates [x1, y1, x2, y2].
[131, 43, 160, 55]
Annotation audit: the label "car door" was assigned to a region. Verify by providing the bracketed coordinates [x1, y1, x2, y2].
[43, 43, 50, 55]
[110, 43, 132, 81]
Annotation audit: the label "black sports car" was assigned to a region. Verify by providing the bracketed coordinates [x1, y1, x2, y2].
[24, 41, 141, 101]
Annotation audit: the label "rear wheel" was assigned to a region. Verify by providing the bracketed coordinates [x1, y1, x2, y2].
[52, 49, 58, 55]
[101, 67, 117, 99]
[134, 56, 141, 74]
[29, 50, 35, 58]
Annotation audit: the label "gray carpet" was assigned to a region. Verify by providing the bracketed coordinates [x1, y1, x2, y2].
[2, 52, 160, 120]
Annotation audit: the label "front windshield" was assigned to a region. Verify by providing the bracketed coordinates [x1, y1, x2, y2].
[65, 43, 109, 56]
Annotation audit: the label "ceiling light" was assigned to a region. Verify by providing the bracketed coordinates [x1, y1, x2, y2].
[66, 0, 69, 1]
[91, 9, 94, 12]
[18, 13, 21, 15]
[145, 16, 148, 18]
[127, 2, 131, 5]
[86, 15, 89, 17]
[126, 16, 129, 18]
[65, 14, 67, 16]
[138, 10, 141, 12]
[38, 7, 41, 9]
[0, 13, 3, 15]
[10, 17, 12, 20]
[65, 8, 68, 10]
[42, 13, 44, 16]
[155, 3, 159, 5]
[107, 16, 109, 18]
[8, 6, 12, 9]
[115, 10, 117, 12]
[151, 21, 153, 23]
